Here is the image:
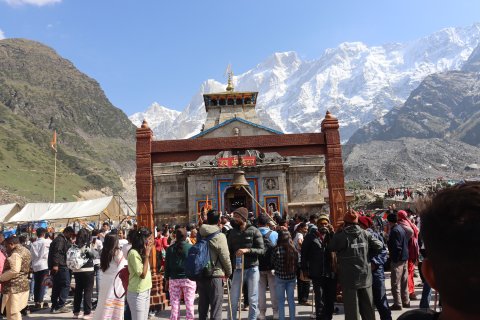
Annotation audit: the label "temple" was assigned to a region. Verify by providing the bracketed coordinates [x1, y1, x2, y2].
[152, 70, 327, 224]
[136, 69, 347, 310]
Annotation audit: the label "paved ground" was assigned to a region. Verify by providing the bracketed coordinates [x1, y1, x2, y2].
[24, 270, 438, 319]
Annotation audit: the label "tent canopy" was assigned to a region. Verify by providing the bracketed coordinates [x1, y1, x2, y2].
[0, 203, 21, 223]
[6, 196, 128, 224]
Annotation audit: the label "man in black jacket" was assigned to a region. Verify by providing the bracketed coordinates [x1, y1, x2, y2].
[387, 213, 409, 310]
[48, 226, 74, 313]
[227, 207, 264, 320]
[301, 214, 336, 320]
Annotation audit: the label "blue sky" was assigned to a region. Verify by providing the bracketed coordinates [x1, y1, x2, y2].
[0, 0, 479, 115]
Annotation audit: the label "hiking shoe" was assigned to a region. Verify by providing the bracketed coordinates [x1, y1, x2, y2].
[403, 302, 411, 308]
[390, 304, 403, 311]
[409, 293, 418, 300]
[52, 306, 70, 314]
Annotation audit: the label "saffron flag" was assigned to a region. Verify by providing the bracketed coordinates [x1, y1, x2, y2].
[203, 195, 210, 211]
[51, 130, 57, 152]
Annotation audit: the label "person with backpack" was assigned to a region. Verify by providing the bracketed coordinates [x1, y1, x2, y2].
[329, 209, 383, 320]
[195, 209, 232, 320]
[48, 226, 75, 314]
[301, 214, 336, 320]
[127, 227, 153, 320]
[257, 214, 278, 320]
[71, 228, 95, 319]
[358, 216, 392, 320]
[165, 227, 196, 320]
[271, 230, 298, 320]
[93, 233, 126, 320]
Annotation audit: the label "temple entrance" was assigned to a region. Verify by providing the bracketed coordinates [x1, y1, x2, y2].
[224, 186, 253, 214]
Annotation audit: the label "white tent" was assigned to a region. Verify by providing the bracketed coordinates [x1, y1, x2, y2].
[0, 203, 21, 223]
[6, 196, 127, 223]
[5, 203, 57, 224]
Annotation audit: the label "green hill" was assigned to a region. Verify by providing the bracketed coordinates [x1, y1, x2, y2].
[0, 39, 136, 202]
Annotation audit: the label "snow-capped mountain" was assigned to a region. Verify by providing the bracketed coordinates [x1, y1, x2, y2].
[130, 23, 480, 141]
[129, 102, 181, 137]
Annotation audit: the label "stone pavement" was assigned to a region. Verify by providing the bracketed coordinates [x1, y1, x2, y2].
[24, 270, 438, 319]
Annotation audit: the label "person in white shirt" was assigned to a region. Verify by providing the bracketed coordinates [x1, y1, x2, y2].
[30, 227, 52, 309]
[117, 229, 129, 250]
[97, 222, 111, 243]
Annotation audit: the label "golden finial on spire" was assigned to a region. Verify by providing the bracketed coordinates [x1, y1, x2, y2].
[225, 64, 234, 91]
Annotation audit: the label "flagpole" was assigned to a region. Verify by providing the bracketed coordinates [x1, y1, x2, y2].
[53, 150, 57, 203]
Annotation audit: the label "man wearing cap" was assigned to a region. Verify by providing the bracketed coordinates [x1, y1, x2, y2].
[386, 213, 410, 311]
[301, 214, 336, 320]
[329, 209, 383, 320]
[358, 216, 392, 320]
[227, 207, 265, 320]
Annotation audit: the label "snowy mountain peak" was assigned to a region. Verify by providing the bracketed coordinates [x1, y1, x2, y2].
[129, 102, 180, 135]
[130, 23, 480, 142]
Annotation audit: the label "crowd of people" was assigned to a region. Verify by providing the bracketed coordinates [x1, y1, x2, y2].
[0, 182, 478, 320]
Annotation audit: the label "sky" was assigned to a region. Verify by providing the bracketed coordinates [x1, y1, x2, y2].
[0, 0, 479, 116]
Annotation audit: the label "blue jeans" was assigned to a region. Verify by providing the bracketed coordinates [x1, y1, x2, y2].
[33, 269, 49, 303]
[228, 266, 259, 320]
[275, 276, 296, 320]
[419, 281, 432, 309]
[51, 267, 71, 310]
[94, 265, 101, 296]
[372, 266, 392, 320]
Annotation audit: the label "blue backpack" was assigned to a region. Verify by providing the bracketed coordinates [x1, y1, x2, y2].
[184, 230, 220, 281]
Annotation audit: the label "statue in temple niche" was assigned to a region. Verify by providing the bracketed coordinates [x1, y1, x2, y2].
[233, 127, 240, 136]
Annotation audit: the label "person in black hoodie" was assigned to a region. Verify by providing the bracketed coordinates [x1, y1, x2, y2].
[71, 228, 95, 319]
[301, 214, 336, 320]
[227, 207, 265, 320]
[48, 226, 75, 314]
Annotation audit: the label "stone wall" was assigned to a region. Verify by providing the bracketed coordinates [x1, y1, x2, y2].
[152, 163, 188, 225]
[287, 156, 326, 216]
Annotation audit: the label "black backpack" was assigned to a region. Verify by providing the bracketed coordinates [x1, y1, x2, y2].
[258, 231, 274, 271]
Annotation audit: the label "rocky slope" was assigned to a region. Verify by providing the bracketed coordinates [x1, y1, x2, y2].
[345, 43, 480, 185]
[343, 138, 480, 186]
[348, 71, 480, 146]
[0, 39, 136, 201]
[131, 24, 480, 142]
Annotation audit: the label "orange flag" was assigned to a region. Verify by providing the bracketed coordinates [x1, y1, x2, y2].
[51, 130, 57, 152]
[204, 195, 210, 211]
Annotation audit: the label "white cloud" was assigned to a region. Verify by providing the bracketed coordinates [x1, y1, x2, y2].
[0, 29, 5, 40]
[3, 0, 61, 6]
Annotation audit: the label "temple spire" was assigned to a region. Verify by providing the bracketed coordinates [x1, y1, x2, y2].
[225, 64, 234, 91]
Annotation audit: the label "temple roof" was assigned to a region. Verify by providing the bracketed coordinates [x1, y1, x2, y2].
[191, 117, 283, 139]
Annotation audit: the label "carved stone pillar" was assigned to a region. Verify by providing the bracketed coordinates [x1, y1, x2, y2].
[136, 120, 167, 310]
[321, 111, 347, 228]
